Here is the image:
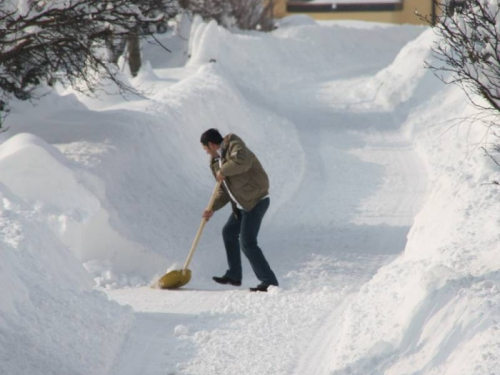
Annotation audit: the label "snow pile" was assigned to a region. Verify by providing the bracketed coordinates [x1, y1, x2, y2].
[276, 14, 318, 28]
[327, 29, 500, 375]
[187, 16, 423, 93]
[0, 132, 164, 287]
[0, 136, 133, 375]
[305, 26, 436, 115]
[0, 134, 100, 257]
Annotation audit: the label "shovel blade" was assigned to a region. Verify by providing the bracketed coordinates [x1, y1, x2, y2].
[157, 269, 192, 289]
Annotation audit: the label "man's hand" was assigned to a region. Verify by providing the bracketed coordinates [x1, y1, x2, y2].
[203, 210, 214, 221]
[216, 171, 225, 182]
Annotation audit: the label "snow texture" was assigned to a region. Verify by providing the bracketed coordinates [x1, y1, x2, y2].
[1, 14, 500, 375]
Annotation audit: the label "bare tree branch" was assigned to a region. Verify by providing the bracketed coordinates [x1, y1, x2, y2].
[181, 0, 275, 31]
[0, 0, 180, 116]
[419, 0, 500, 181]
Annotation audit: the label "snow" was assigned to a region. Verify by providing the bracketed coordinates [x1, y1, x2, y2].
[16, 0, 30, 16]
[0, 167, 133, 375]
[1, 15, 500, 375]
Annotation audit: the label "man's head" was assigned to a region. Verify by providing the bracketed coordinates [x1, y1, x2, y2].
[201, 128, 223, 156]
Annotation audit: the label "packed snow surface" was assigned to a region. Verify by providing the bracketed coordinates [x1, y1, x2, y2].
[2, 14, 500, 375]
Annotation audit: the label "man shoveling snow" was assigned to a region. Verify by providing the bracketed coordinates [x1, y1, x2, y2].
[201, 128, 279, 292]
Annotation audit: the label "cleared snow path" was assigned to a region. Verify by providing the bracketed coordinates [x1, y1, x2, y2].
[106, 24, 428, 375]
[107, 125, 424, 374]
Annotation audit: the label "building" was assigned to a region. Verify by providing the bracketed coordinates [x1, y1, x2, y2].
[273, 0, 436, 25]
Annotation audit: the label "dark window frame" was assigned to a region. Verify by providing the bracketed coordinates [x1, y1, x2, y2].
[287, 1, 403, 12]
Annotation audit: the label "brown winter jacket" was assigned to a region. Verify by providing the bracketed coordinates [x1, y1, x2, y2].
[209, 133, 269, 212]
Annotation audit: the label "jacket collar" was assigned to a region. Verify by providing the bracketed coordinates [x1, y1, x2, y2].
[209, 134, 232, 164]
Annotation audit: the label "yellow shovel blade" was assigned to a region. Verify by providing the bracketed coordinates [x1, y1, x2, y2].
[157, 269, 192, 289]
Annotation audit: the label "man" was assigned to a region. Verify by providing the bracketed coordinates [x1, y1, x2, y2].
[200, 128, 279, 292]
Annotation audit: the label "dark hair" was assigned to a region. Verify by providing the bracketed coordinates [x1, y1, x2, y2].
[200, 128, 223, 146]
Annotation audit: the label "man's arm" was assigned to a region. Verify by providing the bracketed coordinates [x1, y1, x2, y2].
[203, 185, 229, 220]
[212, 184, 230, 211]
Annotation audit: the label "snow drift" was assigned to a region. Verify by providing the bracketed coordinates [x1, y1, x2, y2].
[0, 135, 133, 375]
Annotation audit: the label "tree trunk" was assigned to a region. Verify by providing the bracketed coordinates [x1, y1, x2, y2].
[127, 31, 141, 77]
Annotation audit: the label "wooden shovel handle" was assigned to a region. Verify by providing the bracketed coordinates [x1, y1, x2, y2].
[182, 180, 222, 271]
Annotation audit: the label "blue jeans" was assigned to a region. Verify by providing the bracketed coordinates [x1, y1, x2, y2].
[222, 198, 278, 286]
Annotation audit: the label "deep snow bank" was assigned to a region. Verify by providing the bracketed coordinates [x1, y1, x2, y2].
[188, 16, 424, 92]
[0, 131, 164, 287]
[327, 28, 500, 375]
[0, 135, 133, 375]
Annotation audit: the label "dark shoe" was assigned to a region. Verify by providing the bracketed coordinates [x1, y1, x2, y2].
[250, 283, 273, 292]
[212, 276, 241, 286]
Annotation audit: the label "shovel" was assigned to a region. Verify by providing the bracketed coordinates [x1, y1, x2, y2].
[157, 180, 222, 289]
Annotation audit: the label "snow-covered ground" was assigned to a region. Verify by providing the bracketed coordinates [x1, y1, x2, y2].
[2, 15, 500, 375]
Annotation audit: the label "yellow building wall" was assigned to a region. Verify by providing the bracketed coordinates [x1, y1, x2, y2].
[274, 0, 434, 25]
[273, 0, 288, 18]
